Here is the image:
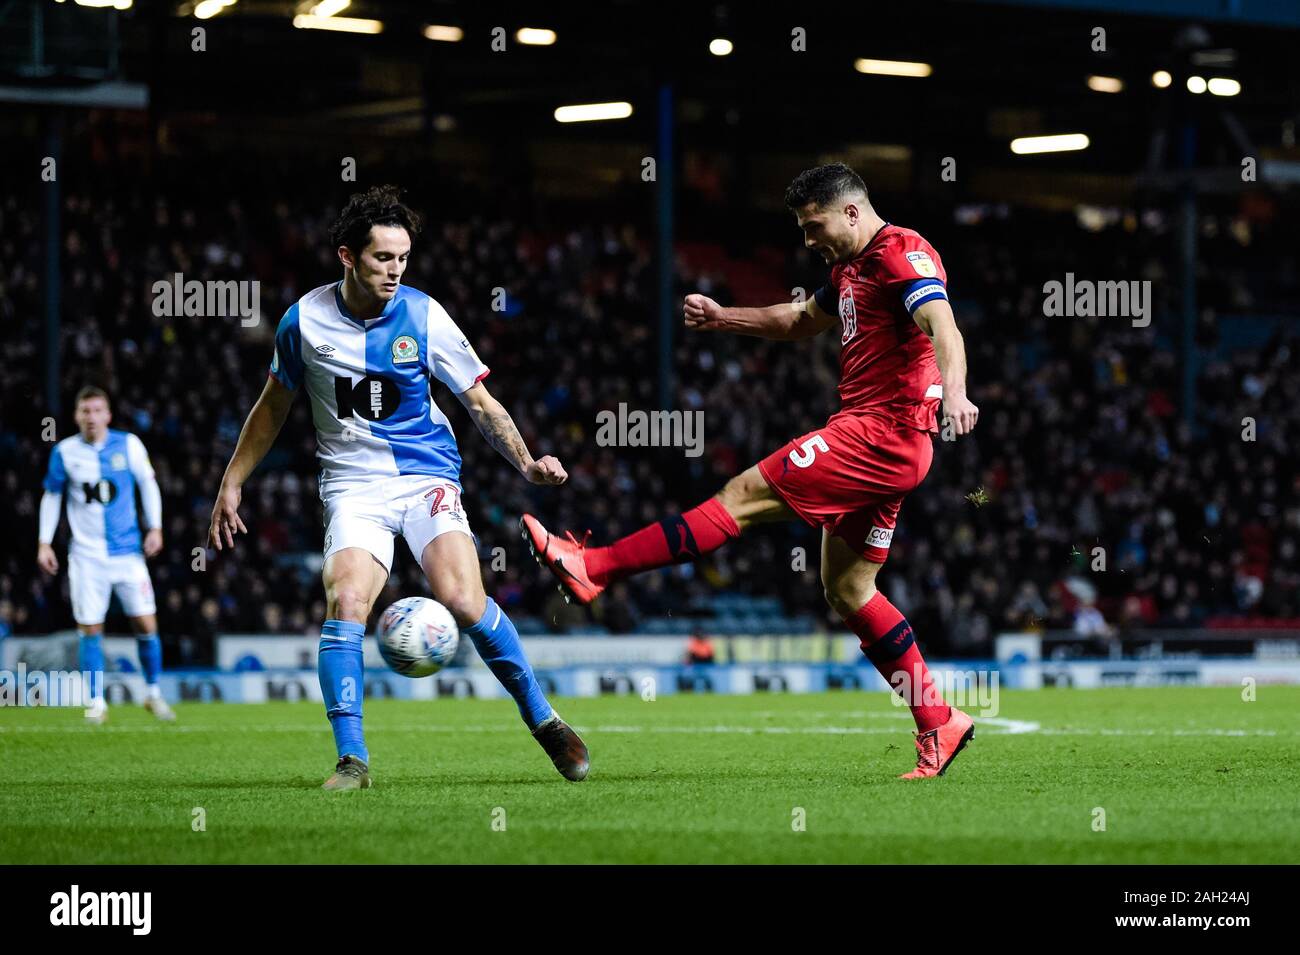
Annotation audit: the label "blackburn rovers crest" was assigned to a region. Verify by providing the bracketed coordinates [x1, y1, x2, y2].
[391, 335, 419, 364]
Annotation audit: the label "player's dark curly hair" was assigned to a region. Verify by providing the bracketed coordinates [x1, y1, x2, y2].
[784, 162, 869, 210]
[329, 184, 423, 252]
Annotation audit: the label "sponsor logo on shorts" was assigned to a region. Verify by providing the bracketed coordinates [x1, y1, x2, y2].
[866, 526, 894, 549]
[906, 250, 937, 277]
[391, 335, 419, 364]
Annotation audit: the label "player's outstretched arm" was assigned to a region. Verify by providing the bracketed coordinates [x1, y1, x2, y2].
[913, 299, 979, 436]
[455, 381, 567, 486]
[209, 376, 296, 550]
[683, 292, 836, 341]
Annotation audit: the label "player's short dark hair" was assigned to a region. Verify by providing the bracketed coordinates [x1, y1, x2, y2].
[784, 162, 869, 211]
[328, 184, 423, 253]
[75, 385, 110, 407]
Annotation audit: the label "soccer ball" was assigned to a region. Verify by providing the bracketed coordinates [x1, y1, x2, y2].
[376, 597, 460, 677]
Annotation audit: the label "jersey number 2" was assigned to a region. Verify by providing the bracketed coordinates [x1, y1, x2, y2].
[424, 483, 462, 518]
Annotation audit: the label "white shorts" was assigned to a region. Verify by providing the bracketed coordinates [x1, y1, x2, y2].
[323, 474, 473, 572]
[68, 551, 157, 626]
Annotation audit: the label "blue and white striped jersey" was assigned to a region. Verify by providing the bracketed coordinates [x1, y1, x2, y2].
[40, 429, 162, 558]
[269, 283, 489, 497]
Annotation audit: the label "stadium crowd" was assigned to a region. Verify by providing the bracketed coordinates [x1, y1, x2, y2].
[2, 165, 1296, 661]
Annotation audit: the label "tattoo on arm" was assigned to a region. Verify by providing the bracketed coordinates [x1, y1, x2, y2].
[475, 408, 531, 471]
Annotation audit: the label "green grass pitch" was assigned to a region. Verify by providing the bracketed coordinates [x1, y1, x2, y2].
[2, 687, 1297, 864]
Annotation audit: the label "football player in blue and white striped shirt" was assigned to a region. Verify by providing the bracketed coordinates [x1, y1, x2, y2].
[207, 185, 588, 790]
[37, 386, 175, 723]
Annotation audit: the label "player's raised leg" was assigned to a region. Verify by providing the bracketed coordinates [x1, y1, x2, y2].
[820, 530, 973, 778]
[419, 529, 589, 781]
[522, 464, 790, 605]
[319, 547, 388, 791]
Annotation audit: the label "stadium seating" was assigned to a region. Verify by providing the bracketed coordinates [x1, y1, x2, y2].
[3, 171, 1296, 662]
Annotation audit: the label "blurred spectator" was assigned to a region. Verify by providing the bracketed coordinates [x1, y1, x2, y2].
[685, 633, 716, 664]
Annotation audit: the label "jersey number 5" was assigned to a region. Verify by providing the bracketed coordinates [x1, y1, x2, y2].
[789, 435, 829, 469]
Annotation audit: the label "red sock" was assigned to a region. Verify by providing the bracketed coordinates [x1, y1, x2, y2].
[845, 592, 951, 733]
[586, 497, 740, 585]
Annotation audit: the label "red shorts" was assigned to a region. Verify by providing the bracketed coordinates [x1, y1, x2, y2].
[757, 412, 934, 562]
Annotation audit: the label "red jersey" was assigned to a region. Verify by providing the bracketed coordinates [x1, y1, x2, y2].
[813, 224, 947, 432]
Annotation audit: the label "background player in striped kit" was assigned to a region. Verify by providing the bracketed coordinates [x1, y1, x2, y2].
[207, 185, 588, 790]
[37, 386, 175, 724]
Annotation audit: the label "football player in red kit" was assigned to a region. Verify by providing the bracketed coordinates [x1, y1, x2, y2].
[523, 163, 980, 779]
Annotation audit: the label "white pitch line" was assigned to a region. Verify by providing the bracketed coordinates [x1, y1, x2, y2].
[0, 723, 493, 735]
[1037, 727, 1278, 737]
[0, 722, 914, 736]
[975, 716, 1040, 734]
[0, 719, 1285, 737]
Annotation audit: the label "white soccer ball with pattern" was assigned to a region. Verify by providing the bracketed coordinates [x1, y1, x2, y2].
[377, 597, 459, 677]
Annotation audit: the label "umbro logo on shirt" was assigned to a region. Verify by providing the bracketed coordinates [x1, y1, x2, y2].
[316, 344, 336, 355]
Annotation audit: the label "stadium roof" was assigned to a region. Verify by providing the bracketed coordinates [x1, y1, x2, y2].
[3, 1, 1298, 203]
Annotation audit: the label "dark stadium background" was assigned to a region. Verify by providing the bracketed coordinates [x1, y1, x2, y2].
[1, 0, 1297, 667]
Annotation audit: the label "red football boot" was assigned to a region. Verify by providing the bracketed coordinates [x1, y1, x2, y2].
[900, 707, 975, 779]
[520, 514, 605, 605]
